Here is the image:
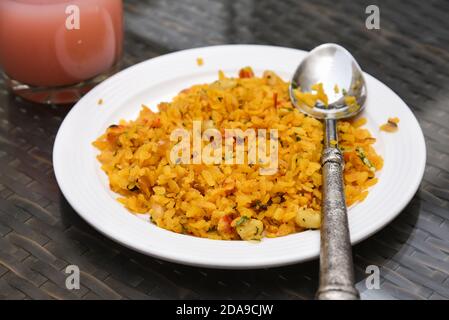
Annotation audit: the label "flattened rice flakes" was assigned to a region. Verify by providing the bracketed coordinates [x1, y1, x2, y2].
[93, 68, 383, 240]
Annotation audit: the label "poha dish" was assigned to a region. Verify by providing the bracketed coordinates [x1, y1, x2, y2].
[93, 67, 383, 240]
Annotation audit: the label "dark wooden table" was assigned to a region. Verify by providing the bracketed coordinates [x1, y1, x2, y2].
[0, 0, 448, 300]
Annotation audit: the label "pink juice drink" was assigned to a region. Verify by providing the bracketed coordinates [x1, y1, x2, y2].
[0, 0, 123, 103]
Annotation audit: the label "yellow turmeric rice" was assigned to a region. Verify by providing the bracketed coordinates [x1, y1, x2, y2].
[93, 67, 383, 241]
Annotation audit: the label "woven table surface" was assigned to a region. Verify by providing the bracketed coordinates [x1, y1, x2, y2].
[0, 0, 448, 300]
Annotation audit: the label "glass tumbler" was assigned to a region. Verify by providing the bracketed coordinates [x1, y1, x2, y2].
[0, 0, 123, 104]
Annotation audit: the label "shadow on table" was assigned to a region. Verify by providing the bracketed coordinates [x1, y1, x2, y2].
[58, 191, 421, 300]
[1, 92, 73, 141]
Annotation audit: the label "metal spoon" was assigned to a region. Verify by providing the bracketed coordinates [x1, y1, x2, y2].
[289, 43, 367, 300]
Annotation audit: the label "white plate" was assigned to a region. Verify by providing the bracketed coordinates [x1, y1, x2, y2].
[53, 45, 426, 269]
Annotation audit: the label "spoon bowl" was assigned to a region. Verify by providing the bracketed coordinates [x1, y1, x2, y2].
[289, 43, 367, 120]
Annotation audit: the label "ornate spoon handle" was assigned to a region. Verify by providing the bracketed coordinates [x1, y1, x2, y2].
[316, 119, 359, 300]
